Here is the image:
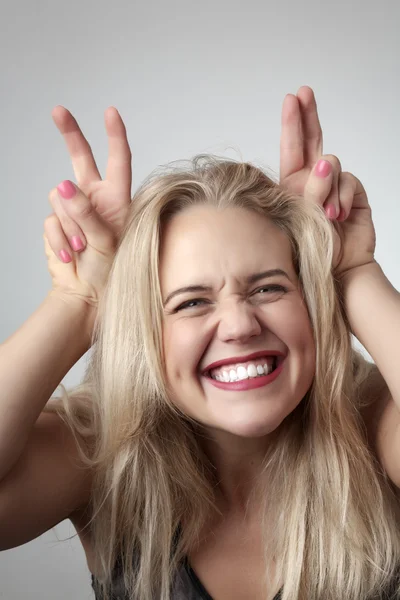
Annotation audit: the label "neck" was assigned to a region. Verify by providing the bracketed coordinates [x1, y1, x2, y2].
[195, 429, 269, 516]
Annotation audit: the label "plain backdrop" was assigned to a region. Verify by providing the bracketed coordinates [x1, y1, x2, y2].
[0, 0, 399, 598]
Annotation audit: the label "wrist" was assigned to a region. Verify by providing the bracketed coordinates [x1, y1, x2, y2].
[46, 290, 97, 351]
[337, 259, 380, 286]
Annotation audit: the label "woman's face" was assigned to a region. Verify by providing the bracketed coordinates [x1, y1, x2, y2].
[160, 205, 316, 441]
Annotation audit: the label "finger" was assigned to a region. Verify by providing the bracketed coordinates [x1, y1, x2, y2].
[337, 172, 358, 222]
[56, 180, 117, 253]
[279, 94, 304, 181]
[43, 214, 75, 264]
[303, 155, 341, 217]
[296, 86, 323, 167]
[51, 106, 102, 187]
[48, 187, 87, 252]
[104, 107, 132, 198]
[320, 154, 342, 219]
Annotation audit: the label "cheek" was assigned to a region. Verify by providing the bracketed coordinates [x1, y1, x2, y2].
[276, 302, 316, 366]
[284, 299, 314, 339]
[162, 321, 204, 382]
[288, 308, 317, 382]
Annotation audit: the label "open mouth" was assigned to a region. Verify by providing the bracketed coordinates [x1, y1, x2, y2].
[203, 356, 286, 381]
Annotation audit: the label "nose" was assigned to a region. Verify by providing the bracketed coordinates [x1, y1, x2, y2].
[216, 298, 262, 343]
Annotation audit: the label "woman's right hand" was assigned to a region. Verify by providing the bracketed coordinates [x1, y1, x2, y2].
[43, 106, 132, 309]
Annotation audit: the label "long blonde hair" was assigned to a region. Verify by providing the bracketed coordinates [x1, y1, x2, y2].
[43, 154, 400, 600]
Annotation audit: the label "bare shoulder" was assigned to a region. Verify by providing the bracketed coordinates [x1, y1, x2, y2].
[360, 367, 400, 489]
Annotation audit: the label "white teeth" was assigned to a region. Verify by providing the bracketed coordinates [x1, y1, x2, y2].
[247, 364, 258, 378]
[229, 369, 238, 381]
[237, 366, 248, 380]
[211, 360, 274, 382]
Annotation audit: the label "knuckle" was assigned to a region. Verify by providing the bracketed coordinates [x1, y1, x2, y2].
[48, 187, 58, 199]
[48, 188, 58, 207]
[43, 213, 59, 228]
[323, 154, 341, 170]
[75, 202, 96, 219]
[342, 171, 357, 184]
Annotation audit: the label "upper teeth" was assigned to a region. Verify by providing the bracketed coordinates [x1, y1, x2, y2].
[209, 357, 276, 382]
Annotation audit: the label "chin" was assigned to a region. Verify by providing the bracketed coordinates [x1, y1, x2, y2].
[210, 413, 285, 439]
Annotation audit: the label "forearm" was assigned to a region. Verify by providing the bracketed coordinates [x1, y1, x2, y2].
[0, 292, 94, 481]
[340, 261, 400, 407]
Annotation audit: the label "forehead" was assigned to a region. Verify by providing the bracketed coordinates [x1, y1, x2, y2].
[159, 205, 294, 290]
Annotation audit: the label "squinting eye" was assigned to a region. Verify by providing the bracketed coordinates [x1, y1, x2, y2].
[175, 299, 207, 312]
[256, 285, 287, 295]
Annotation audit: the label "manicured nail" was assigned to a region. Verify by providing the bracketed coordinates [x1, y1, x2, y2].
[59, 249, 72, 263]
[326, 204, 338, 220]
[315, 159, 332, 178]
[70, 236, 84, 251]
[57, 180, 76, 199]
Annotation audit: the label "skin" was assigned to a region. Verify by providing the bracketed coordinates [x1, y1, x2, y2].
[160, 204, 316, 515]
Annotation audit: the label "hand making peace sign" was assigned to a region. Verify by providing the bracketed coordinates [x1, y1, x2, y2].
[279, 86, 376, 280]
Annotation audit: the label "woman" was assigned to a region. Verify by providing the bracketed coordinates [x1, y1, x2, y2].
[1, 86, 400, 600]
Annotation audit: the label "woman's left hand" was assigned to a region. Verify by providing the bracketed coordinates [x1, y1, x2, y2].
[278, 86, 376, 280]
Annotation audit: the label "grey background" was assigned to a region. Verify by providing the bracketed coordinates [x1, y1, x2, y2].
[1, 0, 399, 598]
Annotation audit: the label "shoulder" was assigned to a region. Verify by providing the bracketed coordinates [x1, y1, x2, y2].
[360, 366, 400, 490]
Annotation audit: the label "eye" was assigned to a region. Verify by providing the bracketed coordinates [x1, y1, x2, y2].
[255, 284, 287, 295]
[175, 298, 208, 312]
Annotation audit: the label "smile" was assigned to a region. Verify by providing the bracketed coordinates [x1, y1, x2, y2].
[203, 357, 285, 391]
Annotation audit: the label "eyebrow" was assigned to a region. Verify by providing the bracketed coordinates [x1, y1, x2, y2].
[163, 269, 291, 306]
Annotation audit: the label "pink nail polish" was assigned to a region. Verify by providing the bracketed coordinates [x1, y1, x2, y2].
[59, 249, 72, 263]
[57, 180, 76, 199]
[315, 160, 332, 178]
[71, 236, 84, 251]
[326, 204, 338, 220]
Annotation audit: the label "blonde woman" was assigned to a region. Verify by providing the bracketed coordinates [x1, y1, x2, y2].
[1, 86, 400, 600]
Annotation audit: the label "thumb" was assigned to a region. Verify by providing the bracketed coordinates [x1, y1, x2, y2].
[56, 180, 116, 252]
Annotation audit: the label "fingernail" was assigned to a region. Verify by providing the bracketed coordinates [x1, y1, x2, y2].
[70, 236, 84, 251]
[59, 249, 72, 263]
[57, 180, 76, 199]
[326, 204, 338, 220]
[315, 159, 332, 178]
